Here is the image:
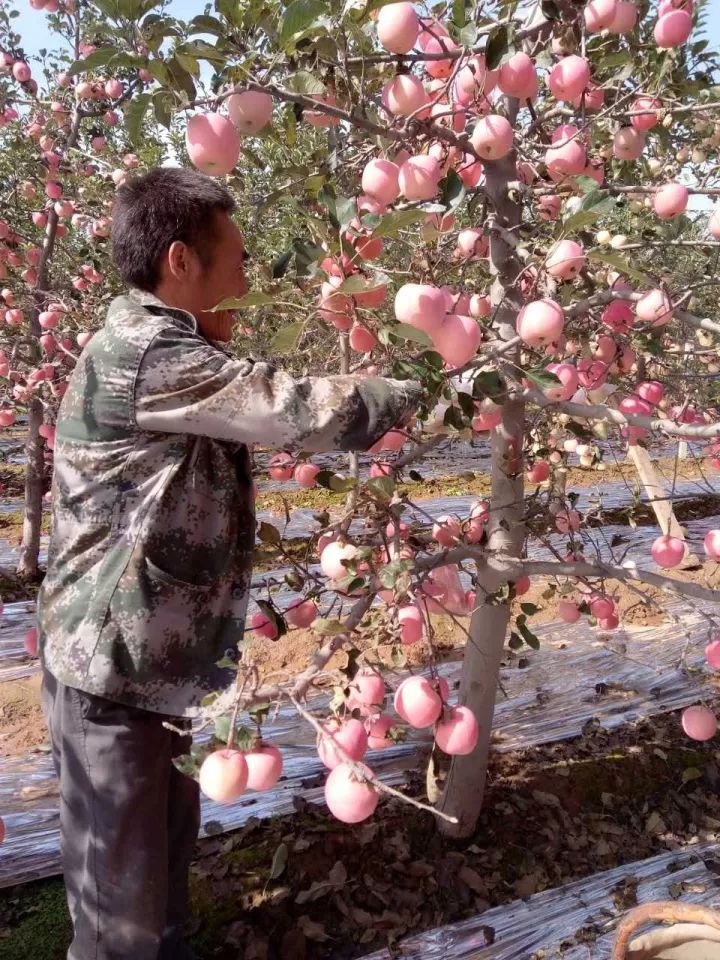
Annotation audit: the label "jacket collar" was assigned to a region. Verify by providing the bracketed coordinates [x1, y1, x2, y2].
[125, 289, 198, 334]
[110, 290, 235, 351]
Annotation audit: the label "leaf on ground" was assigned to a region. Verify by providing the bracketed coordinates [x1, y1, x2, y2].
[458, 865, 486, 893]
[297, 916, 330, 941]
[269, 842, 289, 880]
[645, 810, 667, 833]
[328, 860, 348, 886]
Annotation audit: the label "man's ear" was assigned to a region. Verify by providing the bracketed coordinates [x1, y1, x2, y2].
[166, 240, 195, 282]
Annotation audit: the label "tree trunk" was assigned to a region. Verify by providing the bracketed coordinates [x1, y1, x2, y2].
[431, 141, 526, 838]
[17, 398, 45, 580]
[17, 109, 81, 579]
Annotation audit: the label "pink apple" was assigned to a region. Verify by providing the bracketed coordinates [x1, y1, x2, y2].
[527, 461, 550, 484]
[199, 749, 248, 802]
[393, 676, 442, 728]
[324, 762, 378, 823]
[285, 598, 318, 628]
[245, 744, 283, 791]
[398, 604, 425, 645]
[681, 705, 717, 741]
[471, 114, 514, 160]
[317, 717, 368, 769]
[294, 463, 320, 488]
[517, 298, 565, 347]
[651, 534, 684, 568]
[704, 530, 720, 560]
[185, 113, 241, 177]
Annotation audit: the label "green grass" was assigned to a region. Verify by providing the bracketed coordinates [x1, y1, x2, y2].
[0, 879, 71, 960]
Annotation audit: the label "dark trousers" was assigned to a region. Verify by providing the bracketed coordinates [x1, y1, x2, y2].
[41, 668, 201, 960]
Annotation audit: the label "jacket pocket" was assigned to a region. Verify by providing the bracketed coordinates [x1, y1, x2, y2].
[144, 556, 218, 592]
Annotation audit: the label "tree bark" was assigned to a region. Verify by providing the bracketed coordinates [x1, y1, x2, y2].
[17, 109, 82, 580]
[17, 398, 45, 580]
[432, 140, 526, 838]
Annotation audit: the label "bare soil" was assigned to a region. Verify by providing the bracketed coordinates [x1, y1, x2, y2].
[0, 673, 47, 758]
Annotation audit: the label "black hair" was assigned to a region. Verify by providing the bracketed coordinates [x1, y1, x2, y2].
[111, 166, 236, 291]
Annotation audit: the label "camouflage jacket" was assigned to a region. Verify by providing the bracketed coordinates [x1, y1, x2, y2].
[38, 290, 420, 717]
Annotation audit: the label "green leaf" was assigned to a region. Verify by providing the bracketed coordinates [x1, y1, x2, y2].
[272, 321, 304, 354]
[210, 293, 274, 311]
[216, 0, 243, 25]
[459, 22, 478, 46]
[587, 250, 651, 285]
[293, 238, 325, 277]
[281, 0, 328, 42]
[67, 47, 119, 75]
[238, 292, 277, 308]
[457, 391, 475, 419]
[444, 405, 468, 430]
[181, 39, 227, 64]
[318, 191, 356, 231]
[485, 25, 509, 70]
[366, 476, 395, 501]
[152, 89, 174, 129]
[269, 843, 289, 880]
[452, 0, 466, 28]
[215, 654, 239, 671]
[372, 208, 427, 239]
[248, 702, 271, 725]
[271, 249, 294, 279]
[312, 618, 346, 636]
[189, 14, 225, 34]
[257, 521, 282, 546]
[256, 599, 287, 639]
[365, 0, 405, 12]
[390, 323, 433, 347]
[314, 470, 356, 492]
[579, 189, 615, 214]
[147, 58, 171, 84]
[517, 619, 540, 650]
[520, 602, 541, 615]
[329, 475, 358, 493]
[285, 70, 326, 96]
[562, 209, 602, 234]
[574, 176, 600, 197]
[508, 631, 523, 650]
[681, 767, 703, 785]
[525, 369, 562, 390]
[337, 274, 383, 295]
[214, 716, 231, 743]
[166, 56, 196, 100]
[472, 370, 505, 400]
[541, 0, 561, 18]
[175, 52, 200, 78]
[439, 169, 466, 211]
[124, 93, 151, 146]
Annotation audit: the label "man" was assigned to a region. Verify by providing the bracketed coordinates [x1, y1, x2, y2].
[38, 166, 420, 960]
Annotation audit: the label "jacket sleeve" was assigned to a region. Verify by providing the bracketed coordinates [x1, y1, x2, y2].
[133, 326, 421, 453]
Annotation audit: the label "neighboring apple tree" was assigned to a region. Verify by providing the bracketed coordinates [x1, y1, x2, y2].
[3, 0, 720, 836]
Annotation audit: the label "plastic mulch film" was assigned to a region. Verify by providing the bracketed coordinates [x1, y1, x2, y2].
[0, 595, 717, 889]
[358, 842, 720, 960]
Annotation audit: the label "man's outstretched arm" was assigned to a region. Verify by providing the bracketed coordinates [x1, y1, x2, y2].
[134, 326, 421, 452]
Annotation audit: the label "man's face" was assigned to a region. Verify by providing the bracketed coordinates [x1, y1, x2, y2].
[193, 211, 249, 342]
